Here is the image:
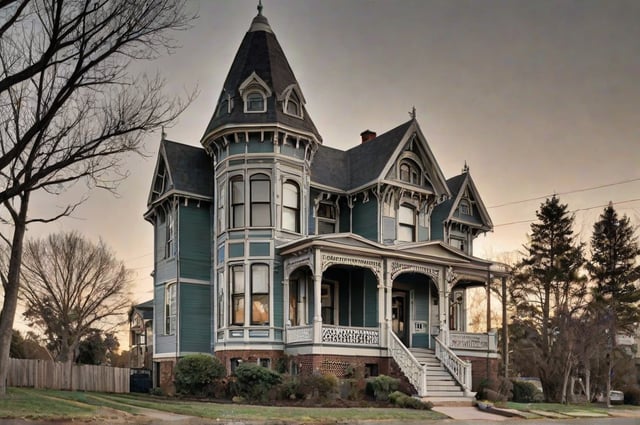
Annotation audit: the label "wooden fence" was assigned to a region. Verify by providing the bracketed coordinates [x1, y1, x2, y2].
[6, 358, 130, 393]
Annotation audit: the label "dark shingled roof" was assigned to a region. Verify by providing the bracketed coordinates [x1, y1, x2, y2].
[162, 140, 212, 198]
[435, 173, 467, 215]
[203, 14, 321, 141]
[310, 120, 413, 191]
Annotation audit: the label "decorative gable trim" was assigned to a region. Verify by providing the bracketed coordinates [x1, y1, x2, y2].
[279, 83, 305, 119]
[147, 142, 174, 206]
[379, 120, 451, 199]
[446, 173, 493, 230]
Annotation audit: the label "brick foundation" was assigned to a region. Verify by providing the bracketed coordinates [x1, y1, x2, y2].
[461, 356, 500, 391]
[157, 359, 177, 395]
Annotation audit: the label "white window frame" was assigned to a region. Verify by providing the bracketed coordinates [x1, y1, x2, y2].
[165, 283, 176, 335]
[398, 203, 416, 242]
[317, 202, 336, 234]
[239, 72, 272, 114]
[282, 180, 300, 232]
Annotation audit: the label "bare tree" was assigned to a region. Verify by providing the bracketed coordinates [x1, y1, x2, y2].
[0, 0, 196, 395]
[20, 231, 130, 365]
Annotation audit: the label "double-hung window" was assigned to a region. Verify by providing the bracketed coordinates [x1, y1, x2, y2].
[230, 176, 244, 228]
[282, 181, 300, 232]
[398, 204, 416, 242]
[230, 265, 245, 326]
[251, 264, 269, 325]
[317, 202, 336, 234]
[165, 283, 176, 335]
[165, 207, 175, 258]
[250, 174, 271, 226]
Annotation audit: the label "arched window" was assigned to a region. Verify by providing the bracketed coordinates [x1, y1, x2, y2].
[246, 91, 265, 112]
[230, 176, 244, 228]
[250, 174, 271, 227]
[399, 159, 420, 185]
[398, 204, 416, 242]
[282, 181, 300, 232]
[459, 199, 471, 216]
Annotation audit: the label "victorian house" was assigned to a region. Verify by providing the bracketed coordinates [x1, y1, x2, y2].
[145, 5, 506, 400]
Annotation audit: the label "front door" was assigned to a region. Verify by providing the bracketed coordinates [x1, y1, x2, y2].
[392, 291, 409, 345]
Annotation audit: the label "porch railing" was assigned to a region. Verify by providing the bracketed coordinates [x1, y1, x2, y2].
[388, 330, 427, 396]
[286, 325, 313, 344]
[434, 336, 472, 395]
[322, 325, 379, 346]
[449, 331, 498, 352]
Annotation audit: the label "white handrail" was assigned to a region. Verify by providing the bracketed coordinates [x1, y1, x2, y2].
[387, 330, 427, 396]
[434, 336, 473, 395]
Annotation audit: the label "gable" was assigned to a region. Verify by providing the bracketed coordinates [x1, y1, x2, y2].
[395, 241, 490, 265]
[148, 148, 173, 205]
[438, 172, 493, 230]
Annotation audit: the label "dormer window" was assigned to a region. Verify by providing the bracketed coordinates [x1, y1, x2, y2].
[459, 200, 471, 216]
[239, 72, 272, 114]
[246, 91, 265, 112]
[281, 84, 305, 118]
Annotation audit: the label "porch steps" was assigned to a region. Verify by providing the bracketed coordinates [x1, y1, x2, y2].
[409, 348, 475, 406]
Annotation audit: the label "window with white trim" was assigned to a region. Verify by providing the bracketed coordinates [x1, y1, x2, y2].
[230, 176, 244, 228]
[165, 206, 175, 258]
[250, 174, 271, 227]
[246, 91, 265, 112]
[230, 265, 244, 326]
[251, 264, 269, 325]
[282, 181, 300, 232]
[450, 237, 465, 252]
[165, 283, 176, 335]
[317, 202, 336, 234]
[399, 159, 420, 185]
[459, 199, 471, 216]
[217, 183, 226, 232]
[398, 204, 416, 242]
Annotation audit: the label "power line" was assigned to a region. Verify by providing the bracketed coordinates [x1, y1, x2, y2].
[493, 197, 640, 228]
[488, 177, 640, 209]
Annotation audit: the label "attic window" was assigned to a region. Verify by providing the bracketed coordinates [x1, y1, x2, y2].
[459, 200, 471, 215]
[399, 159, 420, 185]
[246, 91, 266, 112]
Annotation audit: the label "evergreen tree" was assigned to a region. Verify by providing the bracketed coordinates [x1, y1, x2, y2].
[588, 202, 640, 332]
[587, 203, 640, 406]
[511, 196, 586, 401]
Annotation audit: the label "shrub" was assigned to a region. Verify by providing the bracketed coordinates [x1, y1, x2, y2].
[623, 385, 640, 405]
[366, 375, 399, 401]
[389, 390, 433, 410]
[233, 363, 282, 402]
[511, 380, 540, 403]
[174, 354, 226, 396]
[294, 373, 339, 400]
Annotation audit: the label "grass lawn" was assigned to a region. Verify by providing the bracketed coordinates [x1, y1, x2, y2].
[0, 388, 446, 423]
[0, 388, 97, 419]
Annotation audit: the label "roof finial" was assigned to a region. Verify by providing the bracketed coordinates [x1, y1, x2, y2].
[257, 0, 263, 16]
[409, 106, 416, 120]
[462, 161, 469, 173]
[161, 126, 167, 141]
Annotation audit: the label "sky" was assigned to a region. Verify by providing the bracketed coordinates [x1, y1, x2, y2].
[18, 0, 640, 327]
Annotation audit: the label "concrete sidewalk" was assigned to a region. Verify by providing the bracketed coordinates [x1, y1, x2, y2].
[432, 406, 512, 421]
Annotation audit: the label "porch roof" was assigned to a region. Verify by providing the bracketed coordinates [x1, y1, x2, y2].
[278, 233, 494, 270]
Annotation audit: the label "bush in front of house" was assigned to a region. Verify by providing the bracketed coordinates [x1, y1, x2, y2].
[623, 385, 640, 405]
[511, 379, 541, 403]
[389, 390, 433, 410]
[174, 354, 226, 396]
[365, 375, 399, 401]
[233, 363, 282, 402]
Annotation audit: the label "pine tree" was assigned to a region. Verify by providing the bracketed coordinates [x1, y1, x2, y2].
[511, 196, 586, 401]
[588, 202, 640, 331]
[587, 203, 640, 406]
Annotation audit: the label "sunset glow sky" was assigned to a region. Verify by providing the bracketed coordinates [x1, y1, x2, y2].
[19, 0, 640, 327]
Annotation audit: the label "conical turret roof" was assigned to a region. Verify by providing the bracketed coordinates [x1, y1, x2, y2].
[202, 8, 321, 142]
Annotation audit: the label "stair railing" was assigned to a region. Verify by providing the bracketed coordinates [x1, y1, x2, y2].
[434, 336, 473, 396]
[387, 329, 427, 396]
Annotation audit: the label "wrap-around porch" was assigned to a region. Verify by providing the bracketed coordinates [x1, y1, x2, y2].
[279, 235, 504, 396]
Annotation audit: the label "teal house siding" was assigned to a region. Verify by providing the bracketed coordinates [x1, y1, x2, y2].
[179, 203, 211, 281]
[179, 283, 211, 353]
[273, 261, 283, 330]
[363, 273, 378, 327]
[352, 201, 378, 241]
[412, 284, 429, 348]
[430, 209, 446, 241]
[156, 259, 177, 283]
[339, 283, 349, 325]
[350, 280, 364, 327]
[338, 199, 350, 233]
[154, 283, 177, 354]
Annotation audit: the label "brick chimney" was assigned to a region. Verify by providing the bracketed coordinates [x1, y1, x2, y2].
[360, 129, 377, 143]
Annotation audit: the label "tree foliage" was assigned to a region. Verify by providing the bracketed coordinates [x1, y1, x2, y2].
[510, 196, 586, 401]
[20, 231, 131, 363]
[0, 0, 196, 395]
[76, 329, 119, 365]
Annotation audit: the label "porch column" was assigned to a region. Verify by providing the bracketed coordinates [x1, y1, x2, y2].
[283, 277, 290, 343]
[486, 269, 492, 332]
[313, 273, 322, 344]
